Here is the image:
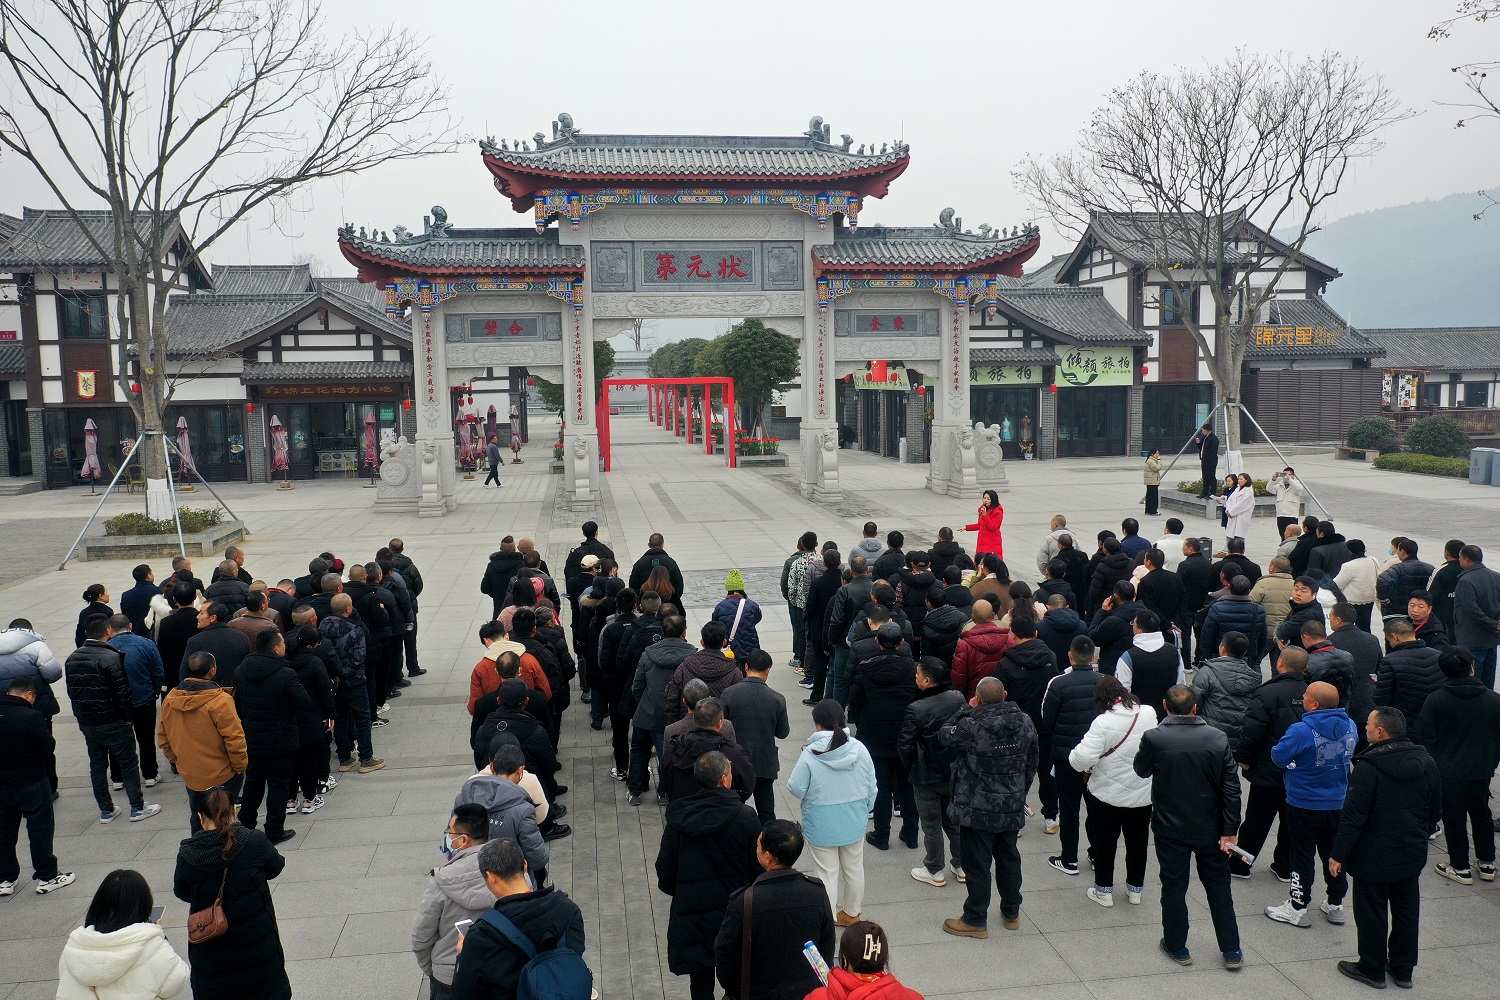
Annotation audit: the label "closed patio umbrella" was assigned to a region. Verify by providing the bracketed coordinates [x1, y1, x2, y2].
[486, 404, 498, 448]
[362, 412, 378, 472]
[80, 418, 103, 480]
[175, 416, 197, 480]
[269, 415, 290, 479]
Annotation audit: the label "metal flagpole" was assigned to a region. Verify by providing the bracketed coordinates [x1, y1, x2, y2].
[164, 437, 247, 528]
[159, 432, 187, 557]
[59, 434, 146, 570]
[1234, 401, 1333, 518]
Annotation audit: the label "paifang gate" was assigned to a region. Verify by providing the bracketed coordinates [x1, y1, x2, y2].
[338, 112, 1038, 515]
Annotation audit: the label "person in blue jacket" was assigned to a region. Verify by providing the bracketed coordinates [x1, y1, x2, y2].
[1264, 681, 1357, 929]
[712, 570, 763, 659]
[786, 700, 877, 927]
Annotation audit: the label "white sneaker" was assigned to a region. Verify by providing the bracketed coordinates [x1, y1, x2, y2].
[1043, 817, 1060, 835]
[1086, 886, 1114, 907]
[1320, 901, 1345, 925]
[0, 880, 13, 896]
[144, 777, 159, 788]
[301, 795, 325, 814]
[1429, 821, 1443, 842]
[1127, 886, 1143, 905]
[129, 803, 162, 823]
[286, 800, 299, 814]
[110, 782, 124, 790]
[35, 872, 75, 894]
[950, 864, 966, 883]
[376, 702, 391, 716]
[1264, 901, 1311, 927]
[911, 867, 947, 887]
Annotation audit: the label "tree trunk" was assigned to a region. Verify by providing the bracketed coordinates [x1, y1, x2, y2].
[1217, 351, 1246, 475]
[135, 287, 174, 518]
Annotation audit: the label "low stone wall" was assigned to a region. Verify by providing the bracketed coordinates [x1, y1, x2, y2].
[1159, 490, 1286, 519]
[81, 520, 246, 562]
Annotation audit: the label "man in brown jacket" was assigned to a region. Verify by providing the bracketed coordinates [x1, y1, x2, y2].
[157, 650, 248, 832]
[228, 589, 280, 641]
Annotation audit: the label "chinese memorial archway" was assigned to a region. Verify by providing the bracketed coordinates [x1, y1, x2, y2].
[596, 377, 736, 472]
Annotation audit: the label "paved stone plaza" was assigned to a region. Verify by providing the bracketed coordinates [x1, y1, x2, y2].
[2, 415, 1499, 999]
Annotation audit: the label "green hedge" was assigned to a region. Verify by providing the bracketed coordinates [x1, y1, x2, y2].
[1371, 453, 1469, 478]
[1402, 415, 1471, 459]
[104, 507, 225, 536]
[1175, 478, 1272, 497]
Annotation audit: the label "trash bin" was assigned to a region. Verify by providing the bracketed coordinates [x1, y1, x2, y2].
[1471, 448, 1497, 486]
[1489, 450, 1500, 488]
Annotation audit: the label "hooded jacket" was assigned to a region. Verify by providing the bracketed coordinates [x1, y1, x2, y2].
[805, 968, 924, 1000]
[455, 773, 548, 873]
[1036, 607, 1085, 665]
[448, 887, 585, 1000]
[1190, 655, 1260, 753]
[1418, 675, 1500, 780]
[318, 614, 367, 686]
[479, 549, 525, 612]
[1331, 738, 1443, 880]
[0, 627, 62, 718]
[287, 645, 336, 745]
[1068, 701, 1157, 809]
[1235, 671, 1307, 787]
[930, 539, 974, 580]
[172, 825, 289, 1000]
[848, 649, 919, 757]
[661, 727, 756, 802]
[631, 636, 696, 731]
[1307, 533, 1352, 578]
[898, 684, 966, 786]
[894, 568, 938, 632]
[467, 639, 550, 715]
[64, 640, 132, 727]
[850, 535, 888, 564]
[232, 652, 313, 757]
[1273, 707, 1357, 809]
[939, 700, 1039, 833]
[1374, 641, 1444, 729]
[472, 703, 558, 778]
[157, 680, 248, 791]
[786, 729, 877, 847]
[654, 786, 763, 975]
[56, 921, 189, 1000]
[871, 547, 906, 583]
[1087, 552, 1135, 612]
[998, 640, 1060, 730]
[664, 649, 742, 726]
[920, 603, 969, 666]
[950, 621, 1013, 700]
[1088, 599, 1144, 675]
[411, 843, 495, 988]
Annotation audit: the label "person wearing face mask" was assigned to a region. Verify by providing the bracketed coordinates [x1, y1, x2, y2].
[411, 804, 493, 1000]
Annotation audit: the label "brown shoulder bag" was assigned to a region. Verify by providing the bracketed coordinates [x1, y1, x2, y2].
[187, 867, 229, 943]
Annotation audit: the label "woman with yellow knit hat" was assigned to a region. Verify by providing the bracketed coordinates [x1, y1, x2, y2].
[713, 570, 763, 659]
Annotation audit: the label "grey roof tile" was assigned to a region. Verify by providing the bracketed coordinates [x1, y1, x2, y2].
[158, 288, 409, 357]
[242, 360, 411, 383]
[0, 207, 160, 269]
[971, 346, 1061, 365]
[991, 287, 1150, 345]
[816, 224, 1039, 269]
[210, 264, 313, 295]
[338, 225, 584, 272]
[1021, 254, 1068, 287]
[1075, 210, 1339, 279]
[1359, 327, 1500, 370]
[0, 343, 24, 378]
[1246, 297, 1381, 358]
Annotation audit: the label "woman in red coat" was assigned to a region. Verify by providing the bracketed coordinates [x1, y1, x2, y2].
[805, 922, 923, 1000]
[964, 490, 1004, 560]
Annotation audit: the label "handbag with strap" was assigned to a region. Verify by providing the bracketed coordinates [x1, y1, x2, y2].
[1084, 709, 1140, 785]
[187, 867, 229, 943]
[725, 597, 748, 659]
[739, 884, 755, 1000]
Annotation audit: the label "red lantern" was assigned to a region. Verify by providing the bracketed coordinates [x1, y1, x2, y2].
[129, 381, 140, 394]
[526, 377, 535, 387]
[870, 360, 888, 382]
[1049, 384, 1057, 394]
[244, 402, 255, 414]
[402, 399, 412, 410]
[843, 374, 852, 382]
[1141, 365, 1150, 376]
[916, 385, 925, 396]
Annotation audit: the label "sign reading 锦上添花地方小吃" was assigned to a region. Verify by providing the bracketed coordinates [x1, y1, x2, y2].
[1059, 346, 1133, 387]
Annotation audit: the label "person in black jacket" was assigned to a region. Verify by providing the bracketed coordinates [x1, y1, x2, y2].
[849, 623, 919, 850]
[661, 698, 754, 804]
[898, 658, 967, 885]
[473, 680, 559, 793]
[154, 585, 200, 689]
[449, 838, 586, 1000]
[1274, 577, 1325, 645]
[1209, 538, 1262, 591]
[1428, 539, 1465, 636]
[715, 819, 835, 1000]
[118, 564, 158, 636]
[286, 626, 335, 814]
[0, 674, 72, 894]
[365, 563, 407, 699]
[720, 651, 791, 825]
[1329, 707, 1442, 990]
[802, 550, 843, 706]
[65, 615, 159, 823]
[479, 537, 525, 619]
[629, 533, 686, 605]
[1088, 580, 1144, 675]
[233, 630, 313, 845]
[1407, 591, 1450, 650]
[929, 527, 973, 581]
[655, 751, 762, 1000]
[181, 603, 253, 689]
[1194, 424, 1219, 498]
[1176, 537, 1213, 665]
[1137, 550, 1183, 636]
[1374, 619, 1443, 740]
[1086, 538, 1133, 616]
[1134, 685, 1242, 968]
[204, 562, 250, 617]
[1306, 523, 1352, 579]
[1418, 647, 1500, 883]
[613, 593, 663, 771]
[74, 584, 114, 649]
[1041, 635, 1104, 777]
[345, 565, 394, 716]
[1200, 576, 1268, 669]
[920, 589, 967, 668]
[872, 530, 906, 583]
[1232, 646, 1308, 879]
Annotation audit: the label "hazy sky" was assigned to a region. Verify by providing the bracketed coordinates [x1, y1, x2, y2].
[6, 0, 1496, 344]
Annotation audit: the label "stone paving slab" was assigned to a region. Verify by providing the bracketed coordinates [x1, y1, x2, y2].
[1, 415, 1497, 998]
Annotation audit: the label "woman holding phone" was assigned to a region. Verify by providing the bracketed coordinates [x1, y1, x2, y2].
[57, 868, 189, 999]
[1216, 473, 1256, 550]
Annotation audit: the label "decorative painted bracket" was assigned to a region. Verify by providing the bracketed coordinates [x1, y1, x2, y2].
[532, 188, 863, 232]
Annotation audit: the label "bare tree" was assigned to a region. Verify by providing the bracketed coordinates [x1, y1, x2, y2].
[1016, 51, 1409, 460]
[1431, 1, 1499, 128]
[0, 0, 457, 511]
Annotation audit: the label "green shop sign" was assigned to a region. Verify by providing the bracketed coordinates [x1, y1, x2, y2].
[1059, 347, 1133, 387]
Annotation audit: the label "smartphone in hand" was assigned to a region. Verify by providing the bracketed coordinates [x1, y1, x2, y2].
[150, 905, 165, 924]
[454, 919, 473, 937]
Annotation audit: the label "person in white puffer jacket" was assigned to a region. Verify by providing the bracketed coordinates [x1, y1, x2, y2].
[1068, 676, 1157, 908]
[57, 869, 188, 1000]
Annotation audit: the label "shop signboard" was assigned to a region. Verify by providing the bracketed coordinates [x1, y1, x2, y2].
[971, 362, 1044, 386]
[1059, 347, 1133, 387]
[257, 383, 403, 399]
[852, 364, 911, 391]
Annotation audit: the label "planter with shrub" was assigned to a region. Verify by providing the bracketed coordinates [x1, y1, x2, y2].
[83, 506, 244, 561]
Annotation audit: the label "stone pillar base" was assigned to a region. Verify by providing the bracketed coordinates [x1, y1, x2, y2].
[565, 490, 603, 512]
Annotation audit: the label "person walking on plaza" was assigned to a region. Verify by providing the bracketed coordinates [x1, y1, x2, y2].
[410, 804, 492, 1000]
[1263, 681, 1356, 929]
[1453, 544, 1500, 688]
[175, 786, 292, 1000]
[1133, 686, 1243, 970]
[158, 652, 248, 834]
[965, 490, 1004, 559]
[899, 657, 966, 886]
[1193, 424, 1219, 498]
[0, 618, 63, 795]
[233, 630, 312, 845]
[850, 623, 919, 851]
[656, 751, 763, 1000]
[1419, 647, 1500, 884]
[108, 613, 165, 790]
[1329, 707, 1442, 990]
[714, 819, 836, 1000]
[714, 571, 763, 659]
[483, 435, 503, 488]
[721, 650, 790, 825]
[1069, 676, 1156, 907]
[1232, 646, 1308, 879]
[66, 615, 160, 825]
[0, 675, 72, 895]
[940, 676, 1038, 939]
[1142, 449, 1163, 516]
[787, 700, 877, 927]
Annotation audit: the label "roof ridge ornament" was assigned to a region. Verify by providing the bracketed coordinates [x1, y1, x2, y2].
[805, 116, 832, 144]
[936, 208, 960, 235]
[425, 206, 451, 239]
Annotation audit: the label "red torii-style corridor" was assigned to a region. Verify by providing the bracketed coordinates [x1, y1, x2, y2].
[596, 377, 737, 472]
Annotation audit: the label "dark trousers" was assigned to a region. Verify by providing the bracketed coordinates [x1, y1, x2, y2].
[1442, 776, 1496, 869]
[1155, 835, 1240, 954]
[1353, 875, 1420, 981]
[1086, 792, 1151, 889]
[1276, 516, 1298, 543]
[960, 826, 1023, 926]
[1037, 749, 1058, 821]
[81, 721, 142, 813]
[804, 642, 828, 702]
[428, 977, 451, 1000]
[1474, 648, 1497, 690]
[869, 754, 915, 844]
[688, 967, 714, 1000]
[1199, 461, 1216, 497]
[1352, 603, 1374, 633]
[1054, 762, 1088, 864]
[294, 740, 326, 801]
[366, 642, 388, 712]
[483, 463, 501, 486]
[912, 781, 960, 875]
[609, 697, 630, 773]
[239, 751, 294, 838]
[0, 779, 57, 883]
[1286, 805, 1347, 909]
[386, 637, 405, 691]
[789, 603, 805, 663]
[129, 700, 159, 780]
[404, 621, 420, 675]
[1145, 484, 1159, 516]
[1234, 782, 1289, 876]
[627, 726, 664, 796]
[335, 683, 374, 763]
[45, 718, 58, 794]
[751, 776, 777, 825]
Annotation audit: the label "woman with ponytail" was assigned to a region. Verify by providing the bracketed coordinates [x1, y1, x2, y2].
[173, 787, 290, 999]
[75, 583, 114, 648]
[787, 700, 877, 928]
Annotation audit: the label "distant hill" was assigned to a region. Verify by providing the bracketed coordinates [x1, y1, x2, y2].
[1291, 190, 1500, 327]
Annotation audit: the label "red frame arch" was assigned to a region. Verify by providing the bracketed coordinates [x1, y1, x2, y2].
[596, 377, 736, 472]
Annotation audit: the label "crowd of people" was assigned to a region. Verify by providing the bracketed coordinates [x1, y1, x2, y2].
[4, 476, 1500, 999]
